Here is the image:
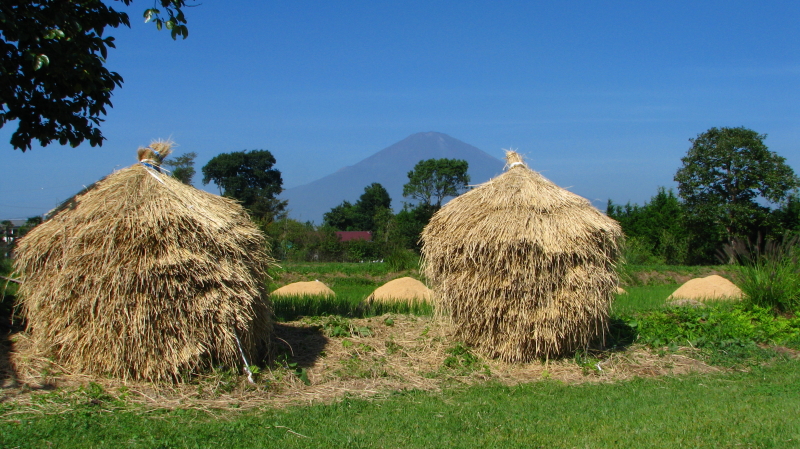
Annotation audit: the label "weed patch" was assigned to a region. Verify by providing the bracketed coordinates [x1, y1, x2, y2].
[627, 303, 800, 366]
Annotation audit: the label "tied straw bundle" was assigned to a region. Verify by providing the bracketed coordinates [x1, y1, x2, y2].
[14, 141, 274, 382]
[421, 150, 622, 362]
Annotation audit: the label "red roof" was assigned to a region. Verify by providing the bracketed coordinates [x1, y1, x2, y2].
[336, 231, 372, 242]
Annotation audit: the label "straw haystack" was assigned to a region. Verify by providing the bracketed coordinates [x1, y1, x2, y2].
[272, 281, 335, 298]
[421, 151, 622, 362]
[363, 277, 432, 305]
[14, 142, 274, 382]
[667, 275, 743, 302]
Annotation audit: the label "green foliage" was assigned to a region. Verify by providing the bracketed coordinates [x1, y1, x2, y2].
[263, 219, 348, 262]
[441, 342, 485, 376]
[323, 183, 392, 233]
[162, 151, 197, 185]
[387, 203, 437, 252]
[723, 235, 800, 313]
[1, 1, 192, 151]
[385, 248, 419, 272]
[675, 127, 799, 262]
[202, 149, 287, 221]
[608, 187, 689, 264]
[403, 158, 470, 208]
[628, 303, 800, 365]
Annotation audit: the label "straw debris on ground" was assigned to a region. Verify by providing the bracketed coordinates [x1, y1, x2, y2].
[1, 315, 721, 412]
[12, 142, 274, 382]
[421, 151, 622, 362]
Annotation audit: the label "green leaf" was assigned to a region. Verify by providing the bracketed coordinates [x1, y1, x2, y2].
[33, 54, 49, 71]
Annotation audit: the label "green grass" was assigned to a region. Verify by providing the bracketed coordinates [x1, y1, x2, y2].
[3, 359, 799, 448]
[611, 284, 677, 315]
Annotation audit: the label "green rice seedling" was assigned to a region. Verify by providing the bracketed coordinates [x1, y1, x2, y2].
[611, 284, 678, 316]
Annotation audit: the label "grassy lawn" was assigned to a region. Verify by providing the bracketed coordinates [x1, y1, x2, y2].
[2, 358, 799, 448]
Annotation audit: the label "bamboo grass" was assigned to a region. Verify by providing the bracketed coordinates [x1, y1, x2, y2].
[421, 151, 621, 361]
[14, 142, 274, 382]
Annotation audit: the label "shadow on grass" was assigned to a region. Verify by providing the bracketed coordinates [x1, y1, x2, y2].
[272, 323, 327, 369]
[602, 317, 637, 352]
[0, 288, 21, 392]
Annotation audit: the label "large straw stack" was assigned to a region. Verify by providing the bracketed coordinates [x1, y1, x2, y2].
[14, 142, 274, 381]
[421, 151, 621, 362]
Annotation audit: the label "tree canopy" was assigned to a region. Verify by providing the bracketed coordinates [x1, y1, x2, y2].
[163, 151, 196, 185]
[1, 1, 191, 151]
[607, 188, 688, 264]
[201, 149, 287, 221]
[674, 127, 798, 247]
[403, 158, 470, 208]
[323, 183, 392, 233]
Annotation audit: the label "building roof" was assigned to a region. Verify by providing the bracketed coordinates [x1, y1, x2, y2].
[335, 231, 372, 242]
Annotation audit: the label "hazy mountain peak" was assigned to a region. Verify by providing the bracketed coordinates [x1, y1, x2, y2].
[281, 132, 504, 223]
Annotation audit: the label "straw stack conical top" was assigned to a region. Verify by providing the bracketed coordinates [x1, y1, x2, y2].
[14, 142, 274, 382]
[421, 150, 622, 362]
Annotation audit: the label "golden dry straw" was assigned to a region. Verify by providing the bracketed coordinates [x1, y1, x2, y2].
[421, 150, 622, 362]
[363, 277, 432, 306]
[271, 281, 335, 298]
[667, 275, 743, 302]
[13, 142, 275, 382]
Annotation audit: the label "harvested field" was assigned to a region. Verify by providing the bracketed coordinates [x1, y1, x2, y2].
[1, 315, 721, 412]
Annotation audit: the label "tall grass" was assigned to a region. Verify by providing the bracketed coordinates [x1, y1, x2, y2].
[721, 235, 800, 313]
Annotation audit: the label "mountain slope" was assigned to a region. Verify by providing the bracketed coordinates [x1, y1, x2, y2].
[281, 132, 505, 223]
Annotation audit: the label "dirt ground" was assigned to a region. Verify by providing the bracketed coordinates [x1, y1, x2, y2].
[0, 314, 722, 412]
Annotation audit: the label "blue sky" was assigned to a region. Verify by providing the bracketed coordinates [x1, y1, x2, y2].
[2, 1, 799, 220]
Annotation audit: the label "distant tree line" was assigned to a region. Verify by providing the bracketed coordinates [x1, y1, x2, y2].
[608, 127, 800, 265]
[262, 158, 471, 262]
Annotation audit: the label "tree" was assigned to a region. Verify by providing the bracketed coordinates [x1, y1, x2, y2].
[607, 188, 689, 264]
[403, 159, 470, 208]
[163, 151, 197, 185]
[1, 1, 191, 151]
[201, 150, 287, 221]
[322, 201, 355, 231]
[323, 183, 392, 233]
[674, 127, 798, 256]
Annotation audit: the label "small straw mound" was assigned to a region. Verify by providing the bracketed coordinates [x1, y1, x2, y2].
[667, 275, 743, 302]
[272, 281, 335, 298]
[363, 277, 432, 305]
[421, 151, 622, 362]
[14, 142, 274, 382]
